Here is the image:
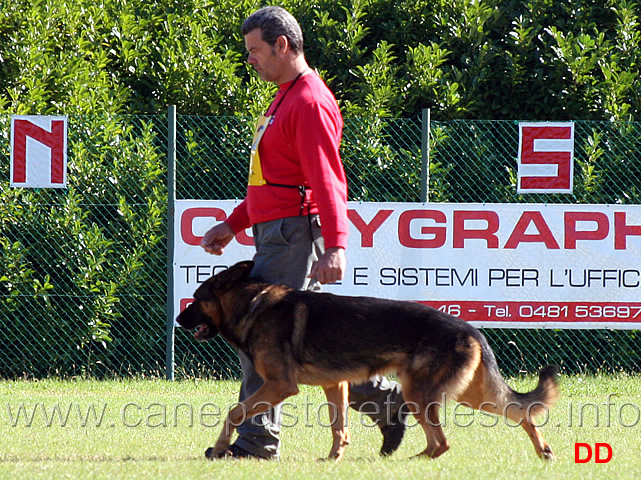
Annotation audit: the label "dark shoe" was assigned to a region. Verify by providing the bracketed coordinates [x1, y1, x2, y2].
[205, 444, 267, 460]
[379, 408, 407, 456]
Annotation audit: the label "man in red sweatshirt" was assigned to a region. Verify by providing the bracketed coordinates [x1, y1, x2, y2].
[200, 6, 405, 460]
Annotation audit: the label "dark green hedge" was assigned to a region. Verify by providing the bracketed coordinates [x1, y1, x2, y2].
[1, 0, 641, 120]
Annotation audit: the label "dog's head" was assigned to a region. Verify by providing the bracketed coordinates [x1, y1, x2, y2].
[175, 260, 254, 341]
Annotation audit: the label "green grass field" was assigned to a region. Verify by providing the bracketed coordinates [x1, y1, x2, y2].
[1, 374, 639, 479]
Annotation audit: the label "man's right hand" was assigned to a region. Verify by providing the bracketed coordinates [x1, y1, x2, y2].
[200, 222, 235, 255]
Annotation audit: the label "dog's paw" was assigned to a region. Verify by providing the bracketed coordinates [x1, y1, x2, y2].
[540, 445, 555, 461]
[320, 451, 344, 462]
[204, 447, 227, 459]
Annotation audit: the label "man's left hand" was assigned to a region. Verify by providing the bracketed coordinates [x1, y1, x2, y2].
[309, 247, 346, 284]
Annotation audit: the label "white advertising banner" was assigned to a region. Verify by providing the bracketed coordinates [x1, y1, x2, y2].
[174, 200, 641, 329]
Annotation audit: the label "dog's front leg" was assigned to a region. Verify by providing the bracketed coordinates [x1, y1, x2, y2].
[206, 403, 248, 459]
[322, 381, 350, 461]
[206, 378, 299, 459]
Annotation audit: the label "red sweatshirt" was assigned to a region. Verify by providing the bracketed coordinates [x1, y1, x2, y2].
[226, 71, 349, 249]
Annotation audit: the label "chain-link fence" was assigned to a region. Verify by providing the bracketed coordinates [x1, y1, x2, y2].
[1, 112, 640, 379]
[1, 114, 169, 378]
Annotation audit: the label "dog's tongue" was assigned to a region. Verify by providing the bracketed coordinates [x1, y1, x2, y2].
[195, 324, 208, 340]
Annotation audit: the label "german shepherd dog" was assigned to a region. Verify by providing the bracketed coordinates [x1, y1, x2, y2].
[176, 261, 559, 461]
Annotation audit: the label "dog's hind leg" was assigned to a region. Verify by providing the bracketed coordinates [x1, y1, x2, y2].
[456, 362, 556, 460]
[520, 420, 554, 460]
[322, 381, 351, 461]
[416, 400, 450, 458]
[401, 381, 449, 459]
[501, 405, 554, 460]
[477, 396, 555, 460]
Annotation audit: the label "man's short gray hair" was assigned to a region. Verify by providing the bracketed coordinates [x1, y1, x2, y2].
[242, 6, 304, 54]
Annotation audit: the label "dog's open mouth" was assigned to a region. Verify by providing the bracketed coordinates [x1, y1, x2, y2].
[194, 324, 210, 341]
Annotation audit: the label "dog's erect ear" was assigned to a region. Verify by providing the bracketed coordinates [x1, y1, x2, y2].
[211, 260, 255, 289]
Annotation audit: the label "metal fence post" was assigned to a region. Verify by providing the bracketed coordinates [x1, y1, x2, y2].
[166, 105, 177, 380]
[421, 108, 431, 202]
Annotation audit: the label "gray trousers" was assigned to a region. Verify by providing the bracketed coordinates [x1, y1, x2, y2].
[233, 215, 404, 459]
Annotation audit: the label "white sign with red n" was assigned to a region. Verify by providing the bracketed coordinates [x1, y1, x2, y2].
[10, 115, 68, 188]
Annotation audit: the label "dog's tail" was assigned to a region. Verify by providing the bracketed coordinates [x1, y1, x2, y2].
[452, 332, 559, 460]
[511, 365, 559, 416]
[475, 336, 559, 422]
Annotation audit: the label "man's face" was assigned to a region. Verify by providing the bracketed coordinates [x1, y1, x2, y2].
[244, 29, 281, 83]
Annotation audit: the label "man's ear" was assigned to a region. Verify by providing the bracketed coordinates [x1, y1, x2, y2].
[275, 34, 288, 53]
[211, 261, 254, 289]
